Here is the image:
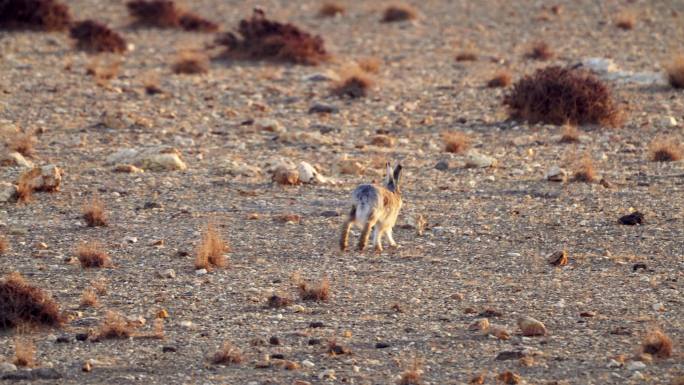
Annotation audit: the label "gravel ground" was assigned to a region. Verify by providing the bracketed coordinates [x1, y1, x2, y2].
[0, 0, 683, 384]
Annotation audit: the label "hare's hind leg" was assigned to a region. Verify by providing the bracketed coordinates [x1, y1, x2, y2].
[386, 228, 398, 248]
[339, 206, 356, 251]
[358, 211, 378, 251]
[372, 226, 384, 252]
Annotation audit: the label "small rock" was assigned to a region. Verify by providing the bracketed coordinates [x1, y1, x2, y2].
[301, 359, 315, 368]
[545, 166, 567, 182]
[269, 336, 281, 345]
[375, 342, 390, 349]
[157, 269, 176, 279]
[75, 333, 89, 341]
[82, 360, 93, 372]
[497, 371, 522, 384]
[305, 72, 337, 82]
[496, 351, 526, 361]
[22, 164, 64, 192]
[272, 166, 299, 185]
[255, 118, 285, 133]
[195, 269, 207, 276]
[162, 346, 177, 353]
[107, 147, 187, 171]
[113, 164, 143, 173]
[321, 210, 339, 217]
[318, 369, 336, 380]
[309, 321, 324, 328]
[619, 212, 644, 225]
[517, 316, 547, 336]
[1, 152, 33, 168]
[297, 161, 328, 184]
[547, 250, 568, 266]
[607, 359, 622, 368]
[370, 134, 396, 147]
[0, 363, 17, 372]
[489, 325, 511, 340]
[626, 361, 646, 371]
[465, 152, 496, 168]
[435, 160, 449, 171]
[580, 311, 596, 317]
[308, 103, 338, 114]
[0, 182, 17, 202]
[308, 338, 321, 345]
[661, 116, 678, 128]
[652, 302, 665, 312]
[55, 335, 71, 343]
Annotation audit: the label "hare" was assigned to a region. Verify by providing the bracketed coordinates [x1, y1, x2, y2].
[340, 163, 403, 252]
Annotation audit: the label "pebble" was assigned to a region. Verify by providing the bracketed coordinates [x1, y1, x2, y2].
[607, 359, 622, 368]
[158, 269, 176, 279]
[0, 182, 17, 203]
[0, 363, 17, 372]
[318, 369, 336, 380]
[465, 152, 496, 168]
[435, 160, 449, 171]
[308, 103, 339, 114]
[195, 269, 207, 276]
[626, 361, 646, 371]
[301, 360, 315, 368]
[255, 118, 285, 133]
[517, 316, 547, 336]
[545, 166, 567, 182]
[506, 252, 521, 257]
[468, 318, 490, 332]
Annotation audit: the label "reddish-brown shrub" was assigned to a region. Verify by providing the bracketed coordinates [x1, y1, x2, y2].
[398, 360, 423, 385]
[172, 51, 209, 74]
[211, 341, 244, 365]
[525, 41, 553, 60]
[13, 335, 36, 367]
[0, 272, 64, 329]
[641, 329, 672, 358]
[16, 168, 38, 203]
[8, 131, 37, 157]
[615, 10, 636, 30]
[333, 66, 373, 98]
[195, 223, 229, 270]
[650, 137, 683, 162]
[357, 57, 382, 73]
[487, 70, 512, 88]
[298, 276, 330, 301]
[127, 0, 217, 31]
[559, 124, 580, 143]
[93, 311, 136, 340]
[76, 242, 112, 268]
[443, 131, 471, 153]
[267, 293, 293, 308]
[0, 0, 72, 31]
[665, 55, 684, 89]
[382, 5, 417, 22]
[572, 154, 596, 183]
[216, 9, 328, 65]
[503, 66, 623, 127]
[70, 20, 127, 54]
[82, 195, 108, 227]
[79, 288, 98, 308]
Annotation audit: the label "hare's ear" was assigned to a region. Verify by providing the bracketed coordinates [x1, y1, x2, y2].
[393, 164, 403, 187]
[385, 162, 394, 184]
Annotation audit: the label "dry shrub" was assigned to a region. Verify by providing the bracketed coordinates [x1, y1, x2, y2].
[76, 242, 112, 268]
[665, 55, 684, 89]
[13, 335, 36, 367]
[93, 311, 136, 340]
[86, 56, 122, 86]
[615, 10, 636, 30]
[382, 5, 417, 22]
[443, 131, 471, 153]
[0, 272, 64, 329]
[83, 195, 108, 227]
[211, 341, 244, 365]
[0, 0, 72, 31]
[642, 329, 673, 358]
[90, 278, 108, 295]
[455, 51, 478, 62]
[16, 168, 38, 203]
[70, 20, 127, 54]
[559, 124, 580, 143]
[195, 223, 229, 270]
[127, 0, 217, 31]
[0, 235, 8, 254]
[8, 131, 37, 157]
[319, 2, 345, 17]
[370, 134, 396, 147]
[357, 57, 382, 73]
[80, 288, 98, 308]
[649, 137, 682, 162]
[503, 66, 623, 127]
[398, 360, 423, 385]
[525, 41, 553, 60]
[297, 276, 330, 301]
[333, 65, 374, 98]
[487, 70, 512, 88]
[327, 339, 351, 355]
[216, 9, 328, 65]
[572, 153, 596, 183]
[172, 51, 209, 75]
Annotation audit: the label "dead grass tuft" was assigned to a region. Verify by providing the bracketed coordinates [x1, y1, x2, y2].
[615, 10, 636, 30]
[211, 341, 244, 365]
[649, 137, 682, 162]
[195, 223, 229, 270]
[525, 41, 553, 60]
[382, 5, 417, 22]
[503, 66, 623, 127]
[127, 0, 217, 31]
[559, 124, 581, 143]
[16, 168, 40, 203]
[443, 131, 471, 154]
[487, 70, 512, 88]
[216, 9, 328, 65]
[665, 55, 684, 89]
[319, 3, 345, 17]
[297, 276, 330, 301]
[79, 288, 99, 308]
[8, 131, 37, 157]
[86, 56, 122, 87]
[82, 195, 108, 227]
[267, 293, 293, 308]
[76, 242, 112, 268]
[0, 272, 64, 329]
[13, 335, 36, 367]
[357, 57, 382, 73]
[642, 329, 673, 358]
[333, 65, 374, 98]
[398, 360, 423, 385]
[0, 0, 72, 31]
[93, 311, 136, 340]
[70, 20, 127, 54]
[572, 153, 596, 183]
[172, 51, 209, 75]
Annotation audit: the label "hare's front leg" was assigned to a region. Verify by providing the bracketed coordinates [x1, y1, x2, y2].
[386, 228, 398, 248]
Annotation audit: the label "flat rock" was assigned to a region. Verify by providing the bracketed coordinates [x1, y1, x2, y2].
[0, 181, 17, 202]
[107, 147, 187, 171]
[1, 152, 33, 168]
[465, 152, 496, 168]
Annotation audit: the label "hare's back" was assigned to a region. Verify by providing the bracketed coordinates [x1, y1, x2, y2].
[352, 184, 381, 206]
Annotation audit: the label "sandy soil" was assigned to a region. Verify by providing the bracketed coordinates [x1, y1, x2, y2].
[0, 0, 683, 384]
